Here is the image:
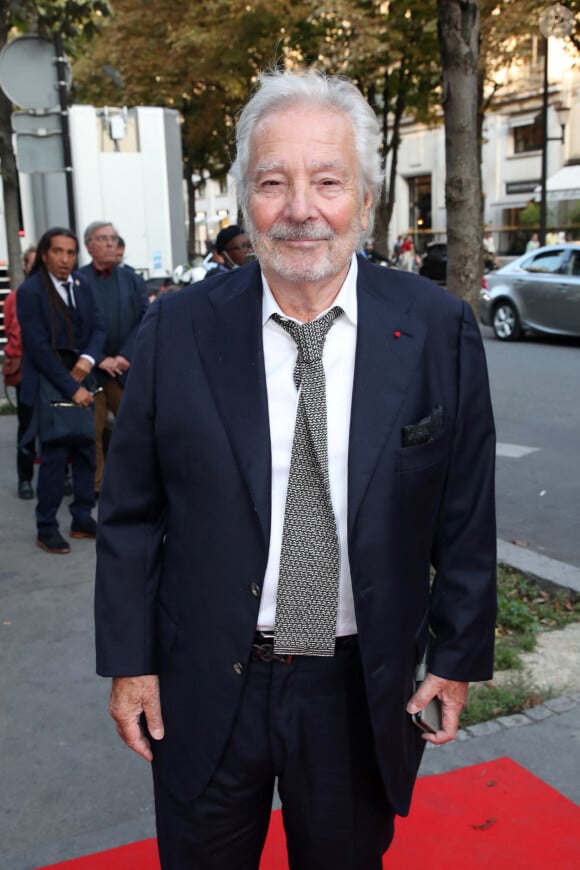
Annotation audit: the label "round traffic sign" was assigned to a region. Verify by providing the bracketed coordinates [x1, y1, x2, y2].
[0, 34, 71, 110]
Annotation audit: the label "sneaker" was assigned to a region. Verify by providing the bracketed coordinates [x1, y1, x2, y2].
[36, 530, 71, 554]
[70, 518, 97, 539]
[18, 480, 34, 500]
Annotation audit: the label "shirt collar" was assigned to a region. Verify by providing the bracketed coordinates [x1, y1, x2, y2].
[91, 262, 115, 278]
[261, 253, 358, 327]
[48, 273, 72, 291]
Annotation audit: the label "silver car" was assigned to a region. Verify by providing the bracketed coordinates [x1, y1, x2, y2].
[480, 243, 580, 340]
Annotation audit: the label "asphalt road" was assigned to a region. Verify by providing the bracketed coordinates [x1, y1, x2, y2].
[482, 326, 580, 569]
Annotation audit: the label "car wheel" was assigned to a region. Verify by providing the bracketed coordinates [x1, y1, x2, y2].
[492, 301, 521, 341]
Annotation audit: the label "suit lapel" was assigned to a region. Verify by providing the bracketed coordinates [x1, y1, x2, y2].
[348, 261, 427, 534]
[193, 266, 271, 547]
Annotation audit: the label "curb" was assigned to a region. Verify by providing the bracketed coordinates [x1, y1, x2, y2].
[498, 538, 580, 595]
[425, 693, 580, 749]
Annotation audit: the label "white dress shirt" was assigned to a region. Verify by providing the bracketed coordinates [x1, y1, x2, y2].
[48, 272, 94, 366]
[258, 254, 358, 637]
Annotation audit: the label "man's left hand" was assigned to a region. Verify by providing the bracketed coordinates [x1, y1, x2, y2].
[114, 355, 130, 373]
[406, 673, 468, 745]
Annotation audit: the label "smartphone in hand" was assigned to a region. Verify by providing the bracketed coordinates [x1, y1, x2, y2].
[411, 696, 443, 734]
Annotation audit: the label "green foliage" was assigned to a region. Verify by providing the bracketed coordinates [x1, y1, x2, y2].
[460, 679, 546, 727]
[493, 565, 580, 675]
[570, 205, 580, 240]
[462, 565, 580, 725]
[1, 0, 111, 41]
[519, 202, 540, 229]
[493, 644, 522, 671]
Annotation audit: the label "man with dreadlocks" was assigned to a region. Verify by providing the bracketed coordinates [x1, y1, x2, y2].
[17, 227, 106, 554]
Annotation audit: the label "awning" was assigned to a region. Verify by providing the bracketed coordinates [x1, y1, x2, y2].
[534, 165, 580, 202]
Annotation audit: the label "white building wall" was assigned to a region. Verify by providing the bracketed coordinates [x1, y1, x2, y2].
[389, 37, 580, 255]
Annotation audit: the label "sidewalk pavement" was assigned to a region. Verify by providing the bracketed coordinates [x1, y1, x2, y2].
[1, 412, 579, 870]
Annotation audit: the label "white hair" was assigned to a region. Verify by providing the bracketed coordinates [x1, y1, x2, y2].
[231, 69, 384, 235]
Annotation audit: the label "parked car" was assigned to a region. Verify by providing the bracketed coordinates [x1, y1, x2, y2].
[419, 242, 447, 284]
[419, 241, 498, 285]
[480, 243, 580, 341]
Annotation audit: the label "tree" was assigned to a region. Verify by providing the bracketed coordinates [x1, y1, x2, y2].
[297, 0, 442, 251]
[437, 0, 481, 307]
[0, 0, 110, 286]
[72, 0, 314, 255]
[72, 0, 446, 256]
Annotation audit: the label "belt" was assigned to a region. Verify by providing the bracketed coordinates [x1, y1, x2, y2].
[251, 631, 359, 664]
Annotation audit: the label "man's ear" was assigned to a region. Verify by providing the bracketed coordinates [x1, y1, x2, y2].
[360, 190, 373, 233]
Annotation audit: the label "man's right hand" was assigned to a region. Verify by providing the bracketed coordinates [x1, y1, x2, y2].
[109, 675, 165, 762]
[72, 386, 94, 407]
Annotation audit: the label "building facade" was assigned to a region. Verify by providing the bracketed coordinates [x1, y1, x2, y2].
[388, 33, 580, 257]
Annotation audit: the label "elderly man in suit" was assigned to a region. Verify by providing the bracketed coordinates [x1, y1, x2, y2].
[17, 228, 105, 554]
[79, 222, 148, 497]
[95, 70, 496, 869]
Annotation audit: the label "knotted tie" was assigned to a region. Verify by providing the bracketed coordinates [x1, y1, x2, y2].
[61, 281, 75, 310]
[271, 306, 343, 656]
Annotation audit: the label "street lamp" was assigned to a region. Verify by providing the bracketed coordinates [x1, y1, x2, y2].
[538, 3, 574, 246]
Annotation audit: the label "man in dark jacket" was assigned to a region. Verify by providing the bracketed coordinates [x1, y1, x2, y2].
[95, 71, 496, 868]
[79, 222, 149, 496]
[17, 227, 106, 553]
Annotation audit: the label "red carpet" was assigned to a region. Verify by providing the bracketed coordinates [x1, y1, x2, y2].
[39, 758, 580, 869]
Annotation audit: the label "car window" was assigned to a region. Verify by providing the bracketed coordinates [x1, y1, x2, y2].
[568, 251, 580, 277]
[524, 250, 566, 274]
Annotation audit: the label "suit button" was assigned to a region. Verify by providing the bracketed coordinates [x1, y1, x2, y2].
[233, 662, 243, 676]
[250, 582, 261, 597]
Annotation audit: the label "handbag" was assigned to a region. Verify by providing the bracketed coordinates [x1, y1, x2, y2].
[37, 374, 95, 447]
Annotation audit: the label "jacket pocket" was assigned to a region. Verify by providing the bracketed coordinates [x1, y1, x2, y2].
[395, 429, 449, 473]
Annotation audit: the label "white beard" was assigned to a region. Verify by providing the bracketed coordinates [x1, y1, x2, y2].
[245, 214, 363, 285]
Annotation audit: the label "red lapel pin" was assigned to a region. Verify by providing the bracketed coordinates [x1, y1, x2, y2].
[394, 330, 401, 339]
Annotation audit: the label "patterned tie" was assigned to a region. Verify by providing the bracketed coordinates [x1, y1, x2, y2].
[271, 306, 343, 656]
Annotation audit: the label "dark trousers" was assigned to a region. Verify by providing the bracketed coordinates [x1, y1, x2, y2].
[153, 643, 395, 870]
[35, 440, 95, 533]
[16, 394, 35, 482]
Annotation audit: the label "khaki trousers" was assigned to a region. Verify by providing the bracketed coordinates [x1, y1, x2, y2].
[94, 378, 124, 493]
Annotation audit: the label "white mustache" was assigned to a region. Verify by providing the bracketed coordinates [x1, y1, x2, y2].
[267, 223, 336, 242]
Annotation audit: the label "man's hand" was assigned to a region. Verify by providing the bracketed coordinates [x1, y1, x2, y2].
[72, 386, 94, 407]
[406, 672, 468, 745]
[71, 357, 92, 383]
[98, 356, 119, 377]
[109, 675, 165, 762]
[114, 355, 130, 373]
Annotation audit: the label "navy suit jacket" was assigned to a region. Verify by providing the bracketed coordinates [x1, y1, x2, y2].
[95, 257, 497, 816]
[79, 263, 148, 382]
[17, 269, 106, 408]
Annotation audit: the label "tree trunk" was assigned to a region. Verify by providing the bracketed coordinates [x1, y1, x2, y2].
[0, 71, 24, 288]
[437, 0, 482, 308]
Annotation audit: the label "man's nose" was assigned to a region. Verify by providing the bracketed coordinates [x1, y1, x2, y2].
[283, 183, 317, 222]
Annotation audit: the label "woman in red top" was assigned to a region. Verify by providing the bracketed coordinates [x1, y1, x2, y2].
[3, 247, 36, 498]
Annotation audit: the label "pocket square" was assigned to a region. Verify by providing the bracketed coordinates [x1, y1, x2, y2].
[402, 405, 445, 447]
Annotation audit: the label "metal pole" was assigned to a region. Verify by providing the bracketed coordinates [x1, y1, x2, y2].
[54, 31, 76, 234]
[539, 36, 549, 247]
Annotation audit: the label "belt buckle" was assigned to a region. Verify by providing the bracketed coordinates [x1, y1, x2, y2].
[252, 635, 293, 664]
